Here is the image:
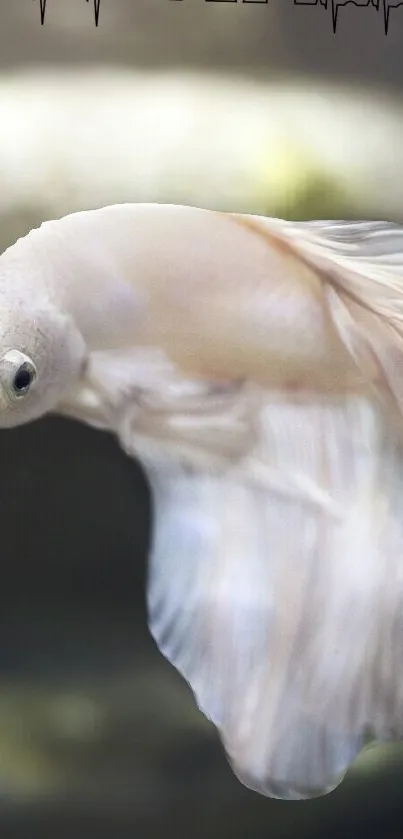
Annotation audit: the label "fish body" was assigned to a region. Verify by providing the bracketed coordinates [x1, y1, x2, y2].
[0, 204, 403, 799]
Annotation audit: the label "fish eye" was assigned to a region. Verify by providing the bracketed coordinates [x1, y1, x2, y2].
[0, 350, 37, 398]
[13, 363, 35, 395]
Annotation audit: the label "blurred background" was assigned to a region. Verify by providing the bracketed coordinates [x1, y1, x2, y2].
[0, 1, 403, 837]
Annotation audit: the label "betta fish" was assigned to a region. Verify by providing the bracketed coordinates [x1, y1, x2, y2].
[0, 203, 402, 800]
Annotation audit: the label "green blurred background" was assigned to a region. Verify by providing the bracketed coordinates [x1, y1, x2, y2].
[0, 2, 403, 837]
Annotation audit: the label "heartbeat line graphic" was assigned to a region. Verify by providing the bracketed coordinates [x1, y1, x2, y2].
[32, 0, 403, 31]
[34, 0, 101, 26]
[294, 0, 403, 33]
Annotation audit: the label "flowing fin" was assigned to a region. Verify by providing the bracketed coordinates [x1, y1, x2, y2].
[146, 391, 403, 799]
[241, 216, 403, 418]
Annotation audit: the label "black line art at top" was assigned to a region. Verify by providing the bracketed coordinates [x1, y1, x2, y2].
[32, 0, 403, 32]
[33, 0, 101, 26]
[294, 0, 403, 34]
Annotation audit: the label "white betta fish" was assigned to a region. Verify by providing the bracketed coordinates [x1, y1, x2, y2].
[0, 203, 403, 800]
